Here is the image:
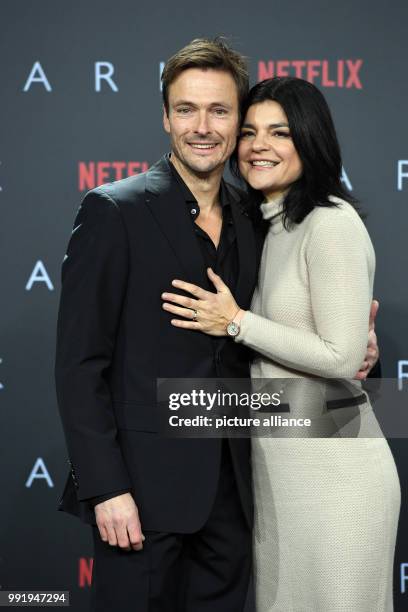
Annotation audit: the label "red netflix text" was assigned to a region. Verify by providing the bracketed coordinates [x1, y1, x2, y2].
[257, 60, 363, 89]
[78, 557, 93, 588]
[78, 161, 149, 191]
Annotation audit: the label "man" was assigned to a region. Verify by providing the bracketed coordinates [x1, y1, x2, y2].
[55, 38, 379, 612]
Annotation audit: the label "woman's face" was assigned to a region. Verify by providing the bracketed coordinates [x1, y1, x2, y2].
[238, 100, 302, 200]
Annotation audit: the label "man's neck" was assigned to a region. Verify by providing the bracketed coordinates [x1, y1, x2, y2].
[169, 153, 223, 213]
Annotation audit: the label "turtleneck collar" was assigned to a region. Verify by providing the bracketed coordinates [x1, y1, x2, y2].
[260, 193, 286, 223]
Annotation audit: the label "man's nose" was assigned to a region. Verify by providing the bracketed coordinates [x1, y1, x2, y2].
[194, 111, 211, 135]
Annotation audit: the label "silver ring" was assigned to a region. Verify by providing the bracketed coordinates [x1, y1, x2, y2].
[192, 309, 198, 322]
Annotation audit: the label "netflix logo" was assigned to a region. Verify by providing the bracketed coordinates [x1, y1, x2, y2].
[78, 557, 93, 588]
[78, 161, 149, 191]
[257, 59, 363, 89]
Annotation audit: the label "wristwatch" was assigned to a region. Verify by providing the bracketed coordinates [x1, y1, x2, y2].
[226, 309, 245, 338]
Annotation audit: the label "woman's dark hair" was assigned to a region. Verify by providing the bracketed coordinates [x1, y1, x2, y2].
[230, 76, 360, 228]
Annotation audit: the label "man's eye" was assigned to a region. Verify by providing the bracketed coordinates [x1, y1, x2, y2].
[214, 108, 228, 116]
[177, 107, 192, 114]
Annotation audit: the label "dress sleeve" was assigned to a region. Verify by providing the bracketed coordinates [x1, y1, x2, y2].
[235, 211, 374, 378]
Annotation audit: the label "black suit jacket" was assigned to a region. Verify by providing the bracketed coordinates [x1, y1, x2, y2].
[55, 155, 261, 532]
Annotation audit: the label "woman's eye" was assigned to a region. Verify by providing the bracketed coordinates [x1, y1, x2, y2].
[240, 131, 254, 139]
[274, 131, 290, 138]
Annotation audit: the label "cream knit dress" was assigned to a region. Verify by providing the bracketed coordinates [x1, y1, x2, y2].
[235, 195, 401, 612]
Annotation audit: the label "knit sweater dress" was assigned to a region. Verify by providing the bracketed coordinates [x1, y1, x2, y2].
[235, 195, 401, 612]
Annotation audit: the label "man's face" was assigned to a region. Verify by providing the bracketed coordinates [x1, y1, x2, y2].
[163, 68, 240, 176]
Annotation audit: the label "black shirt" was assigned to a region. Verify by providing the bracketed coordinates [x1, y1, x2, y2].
[168, 155, 239, 295]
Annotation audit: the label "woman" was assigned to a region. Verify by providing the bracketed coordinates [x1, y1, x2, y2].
[161, 77, 400, 611]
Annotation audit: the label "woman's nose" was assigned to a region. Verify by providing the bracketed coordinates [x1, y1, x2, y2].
[251, 133, 270, 151]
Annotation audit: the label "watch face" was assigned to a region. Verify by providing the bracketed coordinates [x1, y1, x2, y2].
[227, 321, 240, 337]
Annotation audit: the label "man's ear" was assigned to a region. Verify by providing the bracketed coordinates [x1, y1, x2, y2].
[163, 105, 170, 134]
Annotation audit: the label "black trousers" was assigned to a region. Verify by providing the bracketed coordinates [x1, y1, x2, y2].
[90, 440, 252, 612]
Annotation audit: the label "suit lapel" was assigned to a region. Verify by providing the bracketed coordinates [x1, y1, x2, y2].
[144, 155, 210, 290]
[144, 155, 258, 326]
